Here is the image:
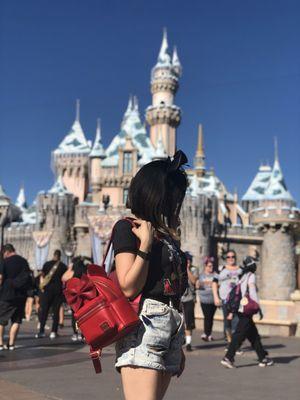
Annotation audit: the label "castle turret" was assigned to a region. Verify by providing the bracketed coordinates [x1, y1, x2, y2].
[37, 176, 75, 256]
[251, 140, 300, 300]
[90, 118, 106, 204]
[146, 29, 182, 156]
[194, 124, 206, 176]
[52, 100, 91, 202]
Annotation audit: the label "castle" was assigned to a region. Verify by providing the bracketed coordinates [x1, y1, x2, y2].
[1, 31, 300, 336]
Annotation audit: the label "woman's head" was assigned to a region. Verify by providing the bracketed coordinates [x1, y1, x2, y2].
[204, 256, 214, 272]
[225, 249, 237, 266]
[127, 150, 188, 236]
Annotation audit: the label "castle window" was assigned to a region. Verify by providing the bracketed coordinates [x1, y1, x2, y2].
[123, 152, 133, 174]
[123, 188, 129, 205]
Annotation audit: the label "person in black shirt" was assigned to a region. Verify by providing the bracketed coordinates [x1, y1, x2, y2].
[0, 243, 31, 350]
[113, 150, 188, 400]
[35, 249, 67, 339]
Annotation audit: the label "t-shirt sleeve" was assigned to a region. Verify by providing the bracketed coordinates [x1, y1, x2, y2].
[213, 273, 219, 283]
[113, 219, 138, 256]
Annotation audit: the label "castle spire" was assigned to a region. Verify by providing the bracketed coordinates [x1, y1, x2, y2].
[75, 99, 80, 122]
[274, 136, 278, 162]
[133, 95, 139, 112]
[157, 28, 171, 66]
[172, 46, 182, 76]
[90, 118, 106, 159]
[194, 124, 206, 175]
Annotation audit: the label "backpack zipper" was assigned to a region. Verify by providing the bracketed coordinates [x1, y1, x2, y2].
[77, 300, 107, 325]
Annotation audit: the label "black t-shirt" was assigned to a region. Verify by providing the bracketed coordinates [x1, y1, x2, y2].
[112, 219, 188, 301]
[42, 260, 67, 292]
[73, 260, 87, 279]
[0, 254, 31, 301]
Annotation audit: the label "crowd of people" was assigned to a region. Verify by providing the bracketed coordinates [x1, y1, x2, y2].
[0, 241, 273, 369]
[181, 249, 274, 368]
[0, 244, 89, 349]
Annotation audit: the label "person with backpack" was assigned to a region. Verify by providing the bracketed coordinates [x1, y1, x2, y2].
[212, 249, 242, 346]
[221, 256, 274, 368]
[112, 150, 188, 400]
[0, 243, 31, 350]
[35, 249, 67, 339]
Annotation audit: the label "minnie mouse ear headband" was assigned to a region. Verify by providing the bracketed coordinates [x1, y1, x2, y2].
[185, 251, 193, 261]
[204, 256, 214, 265]
[166, 150, 188, 172]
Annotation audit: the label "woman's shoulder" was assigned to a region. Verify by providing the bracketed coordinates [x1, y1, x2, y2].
[114, 218, 135, 233]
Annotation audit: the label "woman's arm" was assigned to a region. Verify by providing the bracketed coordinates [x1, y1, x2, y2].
[115, 220, 153, 299]
[62, 269, 74, 283]
[187, 268, 198, 285]
[212, 281, 221, 306]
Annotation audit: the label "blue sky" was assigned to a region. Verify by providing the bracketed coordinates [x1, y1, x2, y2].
[0, 0, 299, 204]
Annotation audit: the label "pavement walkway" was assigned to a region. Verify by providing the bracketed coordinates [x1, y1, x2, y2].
[0, 316, 299, 400]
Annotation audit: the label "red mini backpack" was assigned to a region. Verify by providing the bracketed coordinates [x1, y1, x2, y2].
[64, 218, 141, 373]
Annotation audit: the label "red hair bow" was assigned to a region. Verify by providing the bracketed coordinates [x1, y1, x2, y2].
[65, 274, 97, 313]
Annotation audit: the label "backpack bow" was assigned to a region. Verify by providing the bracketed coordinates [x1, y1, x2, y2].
[65, 274, 97, 313]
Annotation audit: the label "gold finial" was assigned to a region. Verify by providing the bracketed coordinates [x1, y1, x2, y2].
[196, 124, 205, 157]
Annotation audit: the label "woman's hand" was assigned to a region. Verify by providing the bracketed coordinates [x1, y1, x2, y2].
[177, 348, 185, 377]
[214, 297, 222, 307]
[132, 219, 154, 252]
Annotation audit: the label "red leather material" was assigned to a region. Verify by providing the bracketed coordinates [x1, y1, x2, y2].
[64, 263, 140, 373]
[64, 274, 98, 313]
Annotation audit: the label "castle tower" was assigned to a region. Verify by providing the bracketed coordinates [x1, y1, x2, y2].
[251, 140, 300, 300]
[146, 29, 182, 156]
[194, 124, 206, 177]
[89, 118, 106, 204]
[37, 176, 75, 256]
[52, 100, 91, 202]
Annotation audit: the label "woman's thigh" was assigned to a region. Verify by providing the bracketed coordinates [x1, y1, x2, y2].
[121, 366, 170, 400]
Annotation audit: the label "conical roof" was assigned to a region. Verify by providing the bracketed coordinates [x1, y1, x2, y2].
[0, 185, 10, 206]
[15, 186, 27, 210]
[264, 158, 294, 202]
[102, 96, 155, 167]
[155, 28, 171, 68]
[242, 164, 272, 201]
[54, 101, 91, 155]
[90, 119, 106, 158]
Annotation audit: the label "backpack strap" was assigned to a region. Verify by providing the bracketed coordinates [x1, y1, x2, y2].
[101, 217, 136, 274]
[102, 217, 142, 309]
[90, 347, 102, 374]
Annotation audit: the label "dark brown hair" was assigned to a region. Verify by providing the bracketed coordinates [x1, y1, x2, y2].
[127, 152, 188, 237]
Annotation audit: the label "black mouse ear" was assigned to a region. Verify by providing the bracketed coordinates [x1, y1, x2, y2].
[167, 150, 188, 172]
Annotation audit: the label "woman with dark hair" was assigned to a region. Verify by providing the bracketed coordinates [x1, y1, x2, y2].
[113, 150, 188, 400]
[198, 256, 217, 341]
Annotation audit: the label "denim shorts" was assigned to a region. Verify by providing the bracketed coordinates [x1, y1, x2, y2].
[115, 298, 185, 375]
